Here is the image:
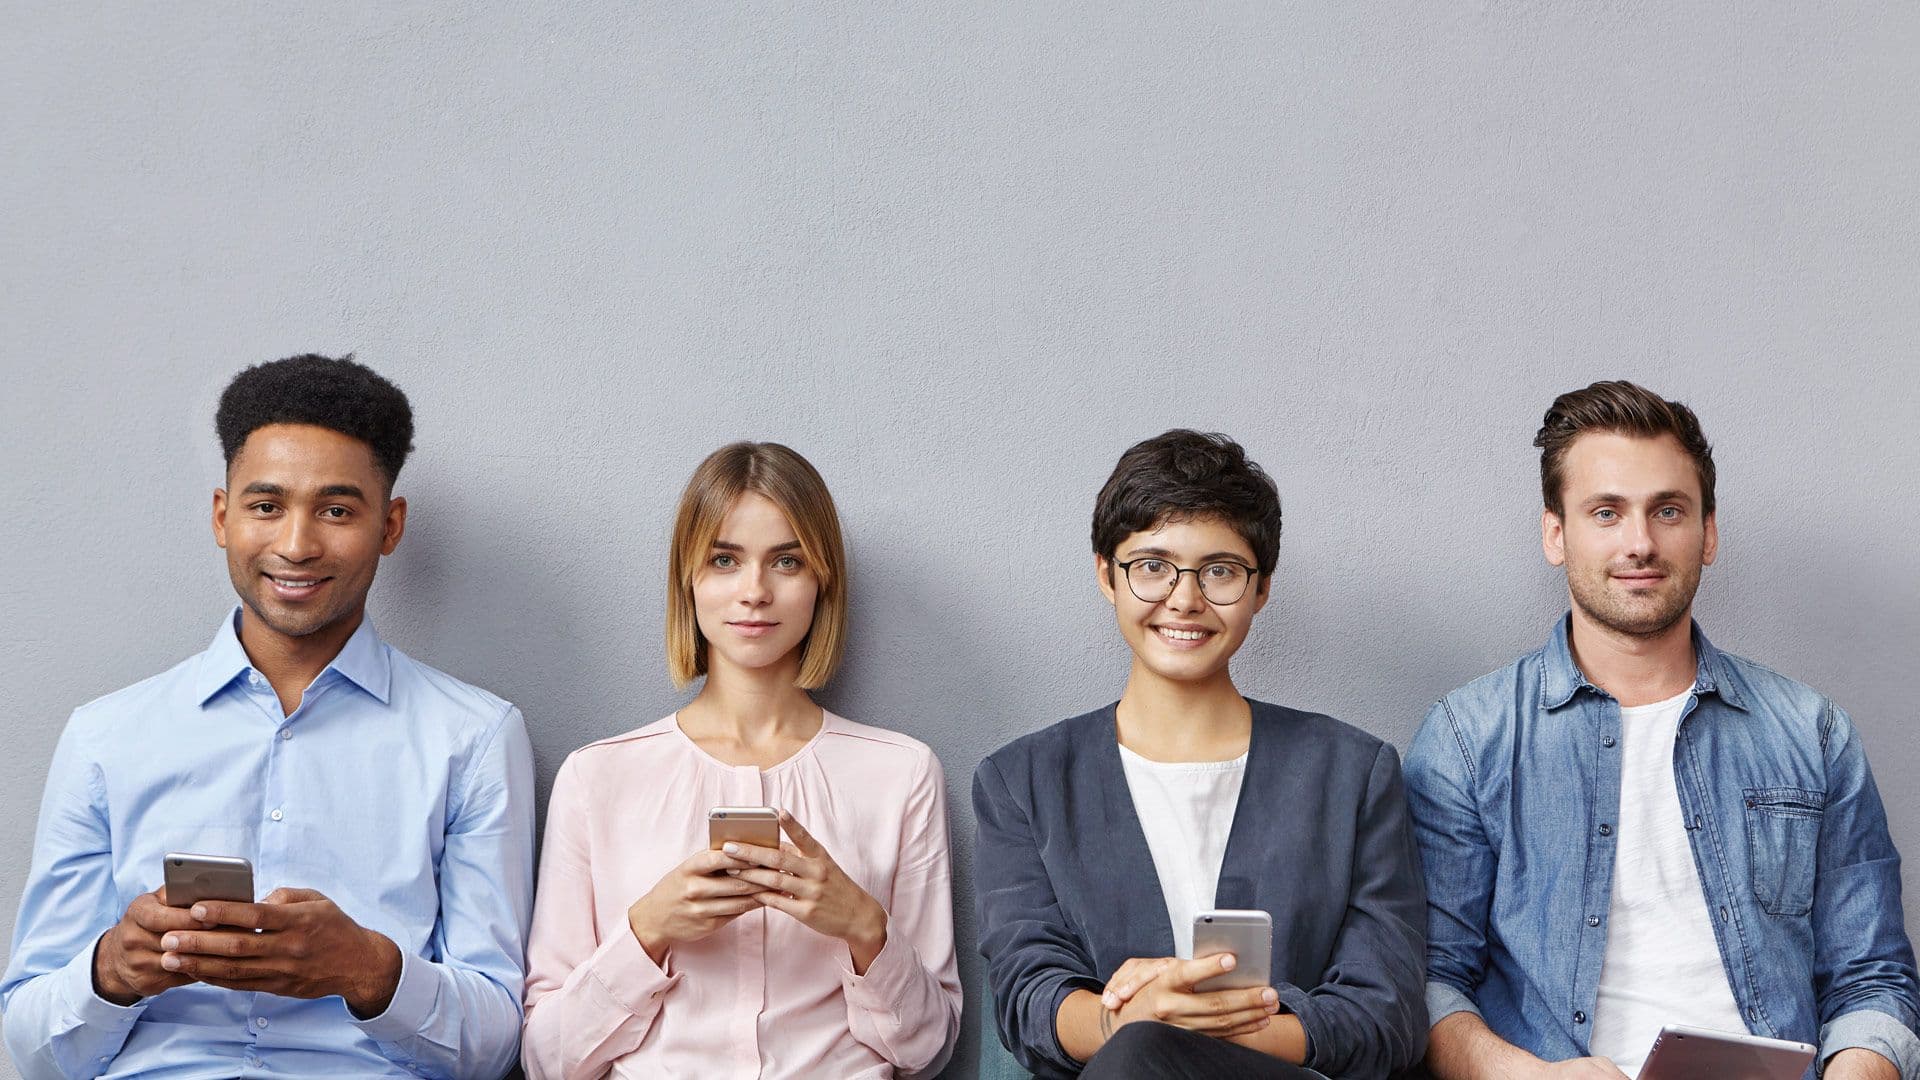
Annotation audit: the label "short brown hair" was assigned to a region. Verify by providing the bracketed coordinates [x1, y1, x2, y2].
[1534, 380, 1716, 517]
[665, 443, 848, 689]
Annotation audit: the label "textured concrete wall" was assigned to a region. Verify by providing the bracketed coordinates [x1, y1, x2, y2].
[4, 5, 1916, 1077]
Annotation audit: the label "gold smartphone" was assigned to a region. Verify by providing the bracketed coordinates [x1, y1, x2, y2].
[708, 806, 780, 851]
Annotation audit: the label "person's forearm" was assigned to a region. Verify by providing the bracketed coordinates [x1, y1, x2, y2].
[1824, 1047, 1899, 1080]
[1056, 988, 1113, 1063]
[1426, 1009, 1547, 1080]
[1224, 1013, 1308, 1063]
[3, 941, 149, 1080]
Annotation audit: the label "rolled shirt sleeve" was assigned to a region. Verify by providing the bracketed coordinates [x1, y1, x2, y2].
[1810, 705, 1920, 1077]
[1404, 697, 1499, 1027]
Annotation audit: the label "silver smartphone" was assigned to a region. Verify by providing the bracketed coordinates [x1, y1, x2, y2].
[1189, 909, 1273, 993]
[1637, 1023, 1816, 1080]
[162, 852, 255, 907]
[708, 806, 780, 851]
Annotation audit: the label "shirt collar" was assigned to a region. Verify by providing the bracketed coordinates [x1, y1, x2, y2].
[1539, 612, 1748, 712]
[194, 606, 392, 706]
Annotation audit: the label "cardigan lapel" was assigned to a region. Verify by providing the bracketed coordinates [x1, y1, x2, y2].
[1082, 704, 1179, 962]
[1212, 700, 1272, 911]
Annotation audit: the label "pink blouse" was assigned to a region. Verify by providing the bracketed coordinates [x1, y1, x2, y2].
[521, 712, 961, 1079]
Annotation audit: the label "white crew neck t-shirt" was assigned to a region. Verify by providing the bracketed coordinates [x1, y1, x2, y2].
[1590, 688, 1747, 1074]
[1117, 743, 1249, 960]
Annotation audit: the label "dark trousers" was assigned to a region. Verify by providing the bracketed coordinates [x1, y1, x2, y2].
[1080, 1022, 1326, 1080]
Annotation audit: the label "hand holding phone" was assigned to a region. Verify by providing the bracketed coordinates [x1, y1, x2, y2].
[1189, 909, 1273, 993]
[625, 809, 779, 965]
[718, 809, 890, 974]
[92, 888, 207, 1005]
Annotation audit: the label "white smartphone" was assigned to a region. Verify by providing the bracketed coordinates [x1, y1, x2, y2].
[708, 806, 780, 851]
[162, 852, 255, 907]
[1189, 909, 1273, 993]
[1637, 1023, 1816, 1080]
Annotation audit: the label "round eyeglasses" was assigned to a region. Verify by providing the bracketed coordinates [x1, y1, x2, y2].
[1112, 558, 1259, 605]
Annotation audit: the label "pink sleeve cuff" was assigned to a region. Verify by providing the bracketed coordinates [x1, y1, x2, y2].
[588, 924, 682, 1017]
[837, 928, 917, 1013]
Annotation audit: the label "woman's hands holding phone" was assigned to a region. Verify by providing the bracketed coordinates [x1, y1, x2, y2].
[722, 810, 889, 973]
[1103, 954, 1279, 1038]
[627, 848, 767, 966]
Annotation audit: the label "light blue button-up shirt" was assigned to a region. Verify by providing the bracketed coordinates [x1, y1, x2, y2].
[2, 609, 536, 1079]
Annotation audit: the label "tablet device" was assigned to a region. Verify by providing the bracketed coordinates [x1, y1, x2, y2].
[1636, 1023, 1815, 1080]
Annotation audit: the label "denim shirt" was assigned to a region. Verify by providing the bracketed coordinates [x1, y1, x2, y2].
[1405, 616, 1920, 1079]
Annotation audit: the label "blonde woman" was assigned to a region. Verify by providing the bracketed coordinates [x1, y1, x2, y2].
[521, 443, 961, 1078]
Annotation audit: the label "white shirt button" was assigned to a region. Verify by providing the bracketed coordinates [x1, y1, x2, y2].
[279, 728, 292, 740]
[269, 809, 284, 822]
[255, 1016, 269, 1029]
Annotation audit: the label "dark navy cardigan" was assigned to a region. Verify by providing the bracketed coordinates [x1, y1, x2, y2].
[972, 700, 1428, 1079]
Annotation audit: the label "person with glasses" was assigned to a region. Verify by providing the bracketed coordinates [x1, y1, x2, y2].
[973, 430, 1427, 1079]
[519, 442, 961, 1079]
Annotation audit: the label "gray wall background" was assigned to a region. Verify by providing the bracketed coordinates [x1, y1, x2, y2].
[4, 4, 1916, 1077]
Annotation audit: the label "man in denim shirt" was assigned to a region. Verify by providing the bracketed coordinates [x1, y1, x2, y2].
[1406, 381, 1918, 1080]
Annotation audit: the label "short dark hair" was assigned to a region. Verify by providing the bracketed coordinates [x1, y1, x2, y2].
[1534, 380, 1715, 517]
[1092, 430, 1282, 575]
[215, 354, 414, 487]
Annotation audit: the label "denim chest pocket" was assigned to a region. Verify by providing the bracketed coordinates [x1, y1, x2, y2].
[1744, 786, 1824, 917]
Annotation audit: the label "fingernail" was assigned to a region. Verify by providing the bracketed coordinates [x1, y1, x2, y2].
[161, 935, 178, 950]
[1220, 954, 1235, 969]
[723, 843, 740, 855]
[161, 954, 180, 971]
[1261, 988, 1277, 1005]
[1258, 1017, 1271, 1028]
[190, 906, 207, 920]
[1101, 994, 1116, 1009]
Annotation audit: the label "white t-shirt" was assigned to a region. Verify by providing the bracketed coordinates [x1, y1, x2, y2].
[1590, 689, 1747, 1074]
[1117, 743, 1249, 960]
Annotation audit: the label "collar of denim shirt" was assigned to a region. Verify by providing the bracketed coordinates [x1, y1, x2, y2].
[1538, 611, 1750, 713]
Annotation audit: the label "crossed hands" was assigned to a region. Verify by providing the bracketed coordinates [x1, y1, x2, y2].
[627, 810, 889, 973]
[1099, 953, 1281, 1042]
[92, 887, 402, 1017]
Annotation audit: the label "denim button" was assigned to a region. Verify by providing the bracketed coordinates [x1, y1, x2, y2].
[1598, 823, 1613, 837]
[1602, 735, 1616, 748]
[1719, 905, 1730, 921]
[1574, 1010, 1587, 1024]
[1587, 914, 1600, 927]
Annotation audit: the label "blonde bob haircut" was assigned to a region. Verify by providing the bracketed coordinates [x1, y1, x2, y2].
[666, 442, 848, 690]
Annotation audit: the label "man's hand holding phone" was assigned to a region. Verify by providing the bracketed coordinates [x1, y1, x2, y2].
[92, 888, 206, 1006]
[157, 888, 404, 1018]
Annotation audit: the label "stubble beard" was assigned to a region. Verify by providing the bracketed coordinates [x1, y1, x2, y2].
[1566, 558, 1702, 639]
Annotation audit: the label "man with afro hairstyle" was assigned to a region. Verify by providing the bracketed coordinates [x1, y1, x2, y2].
[3, 354, 535, 1079]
